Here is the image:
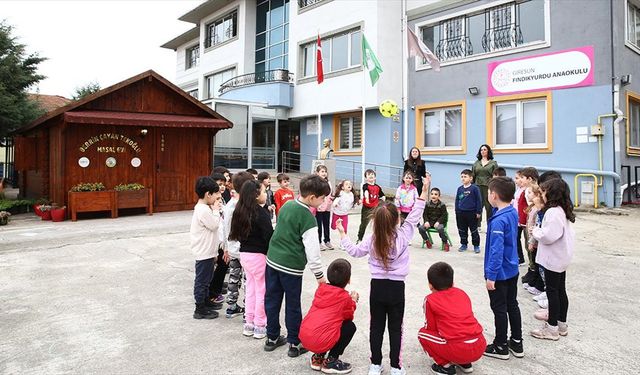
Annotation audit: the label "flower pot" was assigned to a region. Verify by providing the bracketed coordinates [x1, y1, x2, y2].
[41, 210, 52, 221]
[33, 204, 43, 217]
[51, 207, 66, 222]
[0, 217, 8, 226]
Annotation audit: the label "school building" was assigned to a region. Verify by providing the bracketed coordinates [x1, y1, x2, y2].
[162, 0, 640, 206]
[407, 0, 640, 207]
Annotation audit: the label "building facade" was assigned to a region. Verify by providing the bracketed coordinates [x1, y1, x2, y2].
[162, 0, 403, 184]
[407, 0, 640, 207]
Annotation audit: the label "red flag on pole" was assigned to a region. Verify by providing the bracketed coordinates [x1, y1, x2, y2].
[316, 34, 324, 84]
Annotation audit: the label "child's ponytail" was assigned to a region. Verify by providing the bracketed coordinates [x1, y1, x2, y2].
[371, 202, 399, 270]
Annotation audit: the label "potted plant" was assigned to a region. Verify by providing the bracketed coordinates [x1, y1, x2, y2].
[33, 198, 50, 217]
[68, 182, 115, 221]
[39, 204, 53, 220]
[0, 211, 11, 225]
[114, 183, 153, 216]
[50, 205, 67, 222]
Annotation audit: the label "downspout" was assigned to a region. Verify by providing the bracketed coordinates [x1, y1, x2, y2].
[610, 0, 623, 206]
[401, 0, 409, 162]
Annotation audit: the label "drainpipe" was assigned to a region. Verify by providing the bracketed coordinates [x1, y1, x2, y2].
[613, 83, 625, 206]
[401, 0, 409, 162]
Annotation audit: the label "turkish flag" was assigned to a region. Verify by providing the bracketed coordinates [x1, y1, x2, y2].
[316, 34, 324, 84]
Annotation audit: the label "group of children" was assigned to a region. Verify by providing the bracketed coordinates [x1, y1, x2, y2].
[189, 163, 575, 374]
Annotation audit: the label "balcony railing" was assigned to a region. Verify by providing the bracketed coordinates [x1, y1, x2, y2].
[219, 69, 294, 95]
[298, 0, 325, 9]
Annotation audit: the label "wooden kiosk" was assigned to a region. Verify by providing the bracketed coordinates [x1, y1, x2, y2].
[13, 70, 232, 220]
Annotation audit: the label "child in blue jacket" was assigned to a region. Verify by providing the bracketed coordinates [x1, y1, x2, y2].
[482, 176, 523, 361]
[455, 169, 483, 253]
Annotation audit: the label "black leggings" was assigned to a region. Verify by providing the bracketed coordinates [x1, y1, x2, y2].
[370, 279, 405, 369]
[318, 320, 357, 359]
[541, 267, 568, 326]
[316, 211, 330, 243]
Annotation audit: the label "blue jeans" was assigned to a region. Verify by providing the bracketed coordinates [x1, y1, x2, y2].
[194, 258, 215, 304]
[265, 265, 303, 344]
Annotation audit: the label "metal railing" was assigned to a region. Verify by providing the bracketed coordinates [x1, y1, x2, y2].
[281, 151, 404, 193]
[213, 146, 276, 170]
[298, 0, 325, 9]
[621, 164, 640, 204]
[219, 69, 293, 95]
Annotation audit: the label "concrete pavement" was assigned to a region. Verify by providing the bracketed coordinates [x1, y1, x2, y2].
[1, 202, 639, 374]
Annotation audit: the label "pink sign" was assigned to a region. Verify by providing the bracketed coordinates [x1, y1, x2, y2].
[488, 46, 594, 96]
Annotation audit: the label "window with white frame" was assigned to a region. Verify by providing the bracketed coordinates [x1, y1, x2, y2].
[338, 115, 362, 150]
[186, 45, 199, 69]
[187, 89, 199, 99]
[301, 29, 361, 78]
[419, 0, 546, 64]
[627, 1, 640, 49]
[630, 98, 640, 149]
[205, 10, 238, 48]
[423, 107, 463, 149]
[205, 68, 236, 98]
[493, 99, 547, 148]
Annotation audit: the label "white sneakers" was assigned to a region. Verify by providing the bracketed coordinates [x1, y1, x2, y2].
[533, 292, 547, 301]
[526, 286, 543, 295]
[389, 367, 406, 375]
[530, 322, 560, 340]
[368, 364, 383, 375]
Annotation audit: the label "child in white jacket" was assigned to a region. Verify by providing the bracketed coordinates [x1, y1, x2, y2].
[331, 180, 356, 235]
[529, 178, 575, 341]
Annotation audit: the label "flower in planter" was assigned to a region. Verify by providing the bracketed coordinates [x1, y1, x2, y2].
[38, 204, 53, 212]
[70, 182, 106, 192]
[114, 183, 145, 191]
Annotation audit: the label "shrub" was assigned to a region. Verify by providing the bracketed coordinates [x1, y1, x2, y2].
[70, 182, 106, 192]
[114, 183, 145, 191]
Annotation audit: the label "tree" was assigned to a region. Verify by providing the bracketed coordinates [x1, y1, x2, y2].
[72, 81, 101, 100]
[0, 21, 46, 137]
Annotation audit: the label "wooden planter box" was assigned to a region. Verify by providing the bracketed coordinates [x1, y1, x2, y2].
[68, 191, 116, 222]
[115, 189, 153, 217]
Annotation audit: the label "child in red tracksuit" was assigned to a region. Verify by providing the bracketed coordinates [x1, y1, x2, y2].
[418, 262, 486, 375]
[300, 259, 358, 374]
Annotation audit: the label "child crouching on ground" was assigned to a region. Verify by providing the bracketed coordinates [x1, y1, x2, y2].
[338, 175, 431, 375]
[300, 258, 359, 374]
[418, 262, 486, 374]
[190, 176, 223, 319]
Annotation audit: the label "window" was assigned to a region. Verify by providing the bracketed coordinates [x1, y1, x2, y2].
[298, 0, 326, 9]
[301, 29, 361, 79]
[627, 1, 640, 50]
[487, 92, 552, 153]
[205, 68, 236, 98]
[627, 92, 640, 155]
[333, 114, 362, 153]
[187, 89, 199, 99]
[205, 10, 238, 48]
[418, 0, 546, 64]
[416, 101, 466, 154]
[186, 45, 199, 69]
[256, 0, 290, 72]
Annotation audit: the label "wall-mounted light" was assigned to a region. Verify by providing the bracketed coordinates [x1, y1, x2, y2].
[621, 74, 632, 86]
[468, 87, 479, 95]
[140, 129, 148, 137]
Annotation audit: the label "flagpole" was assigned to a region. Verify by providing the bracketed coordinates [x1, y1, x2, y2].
[361, 49, 367, 187]
[401, 0, 409, 162]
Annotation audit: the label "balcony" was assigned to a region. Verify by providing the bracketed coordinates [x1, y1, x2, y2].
[219, 69, 294, 108]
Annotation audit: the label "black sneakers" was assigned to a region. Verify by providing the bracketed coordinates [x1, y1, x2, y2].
[508, 338, 524, 358]
[431, 363, 455, 374]
[456, 363, 473, 373]
[264, 335, 287, 352]
[287, 343, 309, 358]
[204, 298, 223, 311]
[483, 343, 510, 360]
[193, 304, 219, 319]
[322, 357, 352, 374]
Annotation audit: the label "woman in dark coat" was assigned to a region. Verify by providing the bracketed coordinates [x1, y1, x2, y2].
[403, 146, 427, 195]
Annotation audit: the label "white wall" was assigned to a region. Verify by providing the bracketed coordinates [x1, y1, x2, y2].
[289, 0, 403, 118]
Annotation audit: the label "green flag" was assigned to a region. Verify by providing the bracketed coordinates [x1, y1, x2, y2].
[362, 34, 382, 86]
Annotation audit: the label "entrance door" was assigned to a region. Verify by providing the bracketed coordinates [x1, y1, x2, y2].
[155, 128, 189, 211]
[277, 121, 300, 172]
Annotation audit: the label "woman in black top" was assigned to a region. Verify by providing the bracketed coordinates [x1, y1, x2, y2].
[403, 146, 427, 195]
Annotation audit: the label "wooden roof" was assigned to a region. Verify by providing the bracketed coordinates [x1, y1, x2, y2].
[15, 70, 232, 134]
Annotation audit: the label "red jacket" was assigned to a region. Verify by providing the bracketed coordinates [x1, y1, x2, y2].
[517, 192, 527, 225]
[423, 287, 483, 342]
[299, 283, 356, 353]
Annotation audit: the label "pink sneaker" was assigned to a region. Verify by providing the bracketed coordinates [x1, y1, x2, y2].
[534, 309, 548, 321]
[530, 322, 559, 341]
[558, 321, 569, 336]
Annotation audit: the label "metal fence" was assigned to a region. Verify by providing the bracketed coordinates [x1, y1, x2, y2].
[281, 151, 404, 192]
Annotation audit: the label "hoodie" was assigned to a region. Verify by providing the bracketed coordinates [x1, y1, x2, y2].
[299, 283, 356, 353]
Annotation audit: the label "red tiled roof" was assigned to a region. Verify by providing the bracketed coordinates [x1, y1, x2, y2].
[28, 94, 71, 112]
